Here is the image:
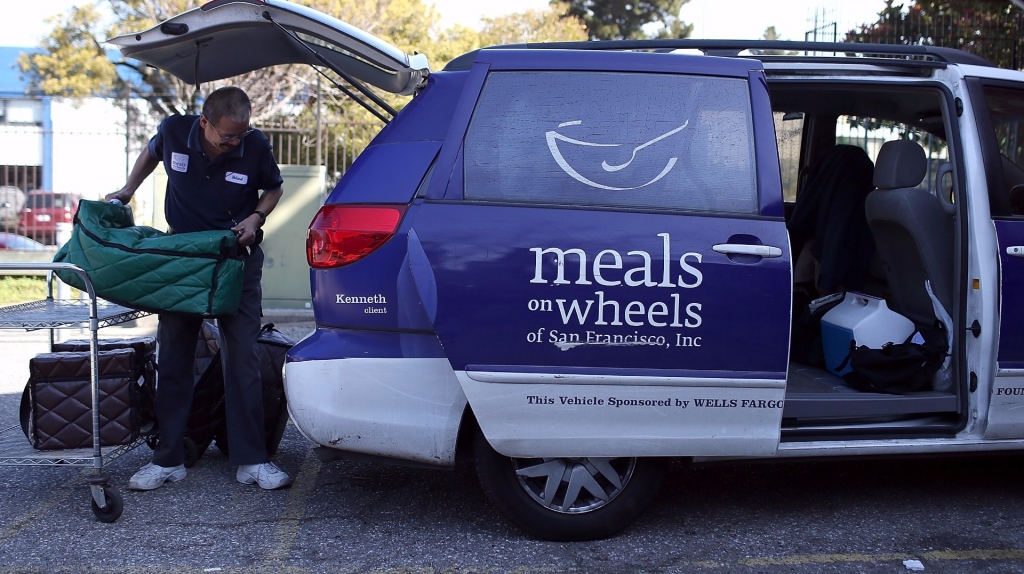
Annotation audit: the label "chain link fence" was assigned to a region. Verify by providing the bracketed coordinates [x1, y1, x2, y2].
[256, 118, 381, 193]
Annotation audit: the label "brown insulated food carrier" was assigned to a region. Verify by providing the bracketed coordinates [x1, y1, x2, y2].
[28, 349, 142, 450]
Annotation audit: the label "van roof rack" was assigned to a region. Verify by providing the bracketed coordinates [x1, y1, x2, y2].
[444, 40, 995, 71]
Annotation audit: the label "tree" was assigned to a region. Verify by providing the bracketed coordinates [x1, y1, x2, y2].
[551, 0, 692, 40]
[424, 9, 587, 70]
[20, 0, 457, 122]
[315, 6, 587, 164]
[17, 5, 117, 99]
[18, 0, 589, 182]
[754, 25, 798, 56]
[20, 0, 318, 121]
[20, 0, 588, 124]
[478, 9, 588, 46]
[763, 26, 783, 42]
[846, 0, 1024, 69]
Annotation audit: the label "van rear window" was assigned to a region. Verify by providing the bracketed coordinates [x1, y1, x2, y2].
[464, 71, 758, 213]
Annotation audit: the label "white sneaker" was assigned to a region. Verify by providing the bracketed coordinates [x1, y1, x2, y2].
[236, 462, 293, 490]
[128, 463, 187, 491]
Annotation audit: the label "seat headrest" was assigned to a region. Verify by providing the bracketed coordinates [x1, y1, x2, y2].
[873, 140, 927, 190]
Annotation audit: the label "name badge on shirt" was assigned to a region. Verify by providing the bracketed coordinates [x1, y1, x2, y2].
[171, 152, 189, 173]
[225, 172, 249, 185]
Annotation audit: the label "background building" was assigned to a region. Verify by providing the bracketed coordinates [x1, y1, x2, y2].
[0, 47, 133, 204]
[0, 47, 47, 198]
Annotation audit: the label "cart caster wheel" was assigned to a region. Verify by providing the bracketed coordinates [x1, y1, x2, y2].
[183, 438, 199, 469]
[91, 487, 123, 523]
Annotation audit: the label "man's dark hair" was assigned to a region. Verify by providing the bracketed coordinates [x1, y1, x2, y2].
[202, 87, 251, 125]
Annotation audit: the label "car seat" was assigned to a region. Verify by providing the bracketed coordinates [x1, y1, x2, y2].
[787, 144, 876, 295]
[864, 140, 955, 327]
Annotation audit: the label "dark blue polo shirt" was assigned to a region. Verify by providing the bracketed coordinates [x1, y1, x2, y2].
[148, 115, 283, 234]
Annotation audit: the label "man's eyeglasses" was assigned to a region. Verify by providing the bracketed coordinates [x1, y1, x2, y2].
[205, 117, 254, 143]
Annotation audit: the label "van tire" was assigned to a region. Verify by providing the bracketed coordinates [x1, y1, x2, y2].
[473, 428, 666, 541]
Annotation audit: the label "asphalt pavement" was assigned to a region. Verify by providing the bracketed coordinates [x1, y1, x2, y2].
[1, 316, 1024, 572]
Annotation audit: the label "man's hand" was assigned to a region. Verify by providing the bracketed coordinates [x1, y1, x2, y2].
[105, 189, 133, 204]
[231, 213, 261, 247]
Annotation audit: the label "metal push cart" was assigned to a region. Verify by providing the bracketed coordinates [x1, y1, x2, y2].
[0, 262, 150, 522]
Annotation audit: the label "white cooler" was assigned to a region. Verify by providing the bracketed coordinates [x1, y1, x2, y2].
[820, 292, 915, 376]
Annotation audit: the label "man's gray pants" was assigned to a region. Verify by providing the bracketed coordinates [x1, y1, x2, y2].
[152, 246, 268, 467]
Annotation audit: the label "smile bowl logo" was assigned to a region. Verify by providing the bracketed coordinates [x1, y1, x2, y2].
[545, 120, 689, 191]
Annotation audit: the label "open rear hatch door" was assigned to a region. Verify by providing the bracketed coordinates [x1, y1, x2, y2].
[107, 0, 429, 95]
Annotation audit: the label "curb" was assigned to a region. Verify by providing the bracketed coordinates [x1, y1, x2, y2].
[263, 308, 315, 325]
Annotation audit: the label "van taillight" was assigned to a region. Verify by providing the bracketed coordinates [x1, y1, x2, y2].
[306, 204, 407, 269]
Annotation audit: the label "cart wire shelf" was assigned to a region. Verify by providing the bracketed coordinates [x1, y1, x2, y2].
[0, 424, 149, 466]
[0, 298, 149, 330]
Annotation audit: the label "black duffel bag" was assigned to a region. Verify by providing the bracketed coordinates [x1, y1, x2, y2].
[838, 323, 948, 394]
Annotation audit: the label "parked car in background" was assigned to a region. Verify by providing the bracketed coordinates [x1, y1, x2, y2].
[19, 191, 80, 245]
[0, 186, 25, 233]
[0, 232, 52, 251]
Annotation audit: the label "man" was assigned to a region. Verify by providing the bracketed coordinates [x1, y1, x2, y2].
[108, 87, 292, 490]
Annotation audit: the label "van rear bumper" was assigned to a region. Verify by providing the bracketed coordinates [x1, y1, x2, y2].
[284, 355, 467, 466]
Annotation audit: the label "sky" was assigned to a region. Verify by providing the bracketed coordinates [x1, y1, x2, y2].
[1, 0, 889, 49]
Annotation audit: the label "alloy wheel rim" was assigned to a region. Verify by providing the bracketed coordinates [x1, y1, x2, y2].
[513, 457, 636, 514]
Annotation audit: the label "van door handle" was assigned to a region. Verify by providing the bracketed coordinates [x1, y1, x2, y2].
[1007, 246, 1024, 257]
[712, 244, 783, 258]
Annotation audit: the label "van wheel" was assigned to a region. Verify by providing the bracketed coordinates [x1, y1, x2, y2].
[473, 428, 666, 541]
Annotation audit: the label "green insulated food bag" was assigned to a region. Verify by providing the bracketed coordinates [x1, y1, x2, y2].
[54, 200, 245, 316]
